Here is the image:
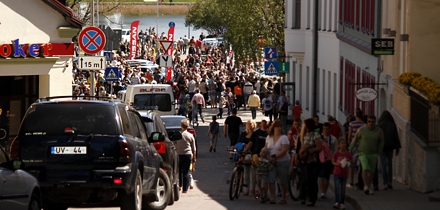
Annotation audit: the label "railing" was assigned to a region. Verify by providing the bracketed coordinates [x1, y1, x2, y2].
[410, 89, 440, 147]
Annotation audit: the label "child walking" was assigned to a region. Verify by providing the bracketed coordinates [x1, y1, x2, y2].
[217, 94, 225, 119]
[207, 115, 220, 152]
[332, 139, 353, 209]
[255, 148, 272, 203]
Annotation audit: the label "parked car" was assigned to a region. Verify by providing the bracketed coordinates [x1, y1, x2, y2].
[0, 147, 41, 210]
[10, 96, 178, 210]
[122, 28, 130, 43]
[138, 110, 180, 206]
[160, 115, 198, 158]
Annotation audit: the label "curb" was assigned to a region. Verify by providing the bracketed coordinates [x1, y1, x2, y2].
[428, 191, 440, 202]
[329, 182, 362, 210]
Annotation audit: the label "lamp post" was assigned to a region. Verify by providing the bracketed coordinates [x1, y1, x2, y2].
[187, 4, 191, 38]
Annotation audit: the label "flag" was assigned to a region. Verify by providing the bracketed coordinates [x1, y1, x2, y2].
[130, 20, 140, 60]
[167, 26, 175, 55]
[166, 67, 173, 82]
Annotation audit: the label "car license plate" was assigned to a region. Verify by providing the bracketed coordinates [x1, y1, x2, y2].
[51, 146, 87, 154]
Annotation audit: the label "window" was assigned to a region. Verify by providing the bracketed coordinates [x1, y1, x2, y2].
[339, 0, 344, 24]
[293, 0, 301, 29]
[134, 94, 172, 112]
[306, 66, 310, 109]
[356, 0, 360, 30]
[20, 104, 119, 136]
[362, 70, 367, 112]
[128, 111, 141, 139]
[339, 57, 344, 109]
[119, 106, 133, 136]
[356, 67, 361, 110]
[370, 76, 375, 115]
[370, 0, 375, 35]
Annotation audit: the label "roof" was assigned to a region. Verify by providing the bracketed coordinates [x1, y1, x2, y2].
[42, 0, 83, 28]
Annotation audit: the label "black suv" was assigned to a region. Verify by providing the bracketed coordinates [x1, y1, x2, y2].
[138, 110, 180, 206]
[9, 97, 181, 210]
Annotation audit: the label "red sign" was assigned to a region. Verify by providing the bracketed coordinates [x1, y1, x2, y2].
[78, 26, 106, 54]
[159, 41, 173, 55]
[0, 39, 74, 58]
[130, 21, 140, 60]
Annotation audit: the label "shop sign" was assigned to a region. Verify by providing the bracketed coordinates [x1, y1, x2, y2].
[371, 38, 394, 55]
[356, 87, 377, 102]
[0, 39, 74, 58]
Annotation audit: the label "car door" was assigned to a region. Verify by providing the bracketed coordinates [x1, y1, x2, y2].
[128, 111, 157, 190]
[0, 149, 27, 210]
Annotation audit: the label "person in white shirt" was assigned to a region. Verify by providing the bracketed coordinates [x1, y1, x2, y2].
[243, 80, 254, 110]
[188, 77, 197, 100]
[261, 92, 273, 123]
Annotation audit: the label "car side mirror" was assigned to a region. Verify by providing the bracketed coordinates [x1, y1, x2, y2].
[149, 132, 165, 143]
[12, 160, 24, 170]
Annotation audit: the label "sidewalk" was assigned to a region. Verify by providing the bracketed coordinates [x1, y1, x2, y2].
[329, 169, 440, 210]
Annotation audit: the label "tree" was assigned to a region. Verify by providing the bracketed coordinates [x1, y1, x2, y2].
[185, 0, 285, 65]
[65, 0, 131, 25]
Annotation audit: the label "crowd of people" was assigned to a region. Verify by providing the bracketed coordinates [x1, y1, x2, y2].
[71, 27, 402, 209]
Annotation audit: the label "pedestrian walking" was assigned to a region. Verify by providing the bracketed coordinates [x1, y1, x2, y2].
[291, 100, 303, 121]
[247, 90, 260, 119]
[278, 96, 289, 132]
[191, 89, 206, 123]
[265, 119, 290, 204]
[377, 110, 401, 190]
[261, 92, 273, 123]
[224, 108, 244, 159]
[347, 110, 364, 189]
[332, 139, 353, 210]
[176, 119, 197, 193]
[255, 148, 272, 203]
[207, 115, 220, 152]
[238, 119, 257, 196]
[349, 115, 384, 195]
[318, 122, 337, 199]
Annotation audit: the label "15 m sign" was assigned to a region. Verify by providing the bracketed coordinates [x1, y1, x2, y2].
[78, 56, 106, 70]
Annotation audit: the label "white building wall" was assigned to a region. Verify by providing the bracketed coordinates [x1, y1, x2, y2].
[0, 0, 76, 98]
[285, 0, 340, 120]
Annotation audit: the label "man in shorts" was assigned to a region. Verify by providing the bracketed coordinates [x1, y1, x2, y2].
[349, 115, 384, 195]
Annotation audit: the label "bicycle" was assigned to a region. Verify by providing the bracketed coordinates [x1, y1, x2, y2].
[287, 149, 301, 201]
[227, 148, 252, 201]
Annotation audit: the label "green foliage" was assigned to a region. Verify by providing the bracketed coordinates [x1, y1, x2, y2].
[186, 0, 285, 65]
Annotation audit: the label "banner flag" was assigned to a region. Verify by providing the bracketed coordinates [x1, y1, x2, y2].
[129, 20, 140, 60]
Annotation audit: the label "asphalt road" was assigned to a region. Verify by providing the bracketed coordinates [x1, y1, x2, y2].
[69, 108, 354, 210]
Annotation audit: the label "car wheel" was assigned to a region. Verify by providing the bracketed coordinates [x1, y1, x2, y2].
[120, 169, 142, 210]
[173, 183, 180, 201]
[28, 191, 41, 210]
[143, 168, 171, 210]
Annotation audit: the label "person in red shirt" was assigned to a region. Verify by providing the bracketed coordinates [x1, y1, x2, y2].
[288, 118, 302, 169]
[327, 115, 342, 139]
[291, 100, 303, 121]
[332, 139, 353, 209]
[196, 38, 202, 50]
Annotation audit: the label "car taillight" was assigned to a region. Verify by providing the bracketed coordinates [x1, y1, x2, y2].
[187, 129, 196, 138]
[118, 138, 131, 163]
[153, 142, 166, 155]
[9, 139, 19, 159]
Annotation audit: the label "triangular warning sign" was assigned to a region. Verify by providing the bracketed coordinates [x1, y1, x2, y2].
[267, 64, 277, 73]
[160, 41, 173, 53]
[107, 69, 117, 79]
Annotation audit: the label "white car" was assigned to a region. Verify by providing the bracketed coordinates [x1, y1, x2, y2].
[202, 38, 219, 49]
[0, 147, 41, 210]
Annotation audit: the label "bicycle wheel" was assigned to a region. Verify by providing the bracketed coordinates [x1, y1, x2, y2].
[234, 169, 242, 199]
[229, 169, 238, 200]
[288, 169, 300, 201]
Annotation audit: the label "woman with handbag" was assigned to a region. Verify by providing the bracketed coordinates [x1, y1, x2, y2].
[297, 118, 323, 206]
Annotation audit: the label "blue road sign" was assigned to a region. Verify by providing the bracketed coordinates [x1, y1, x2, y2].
[264, 47, 277, 60]
[264, 61, 278, 76]
[105, 67, 120, 82]
[104, 51, 112, 61]
[169, 21, 175, 28]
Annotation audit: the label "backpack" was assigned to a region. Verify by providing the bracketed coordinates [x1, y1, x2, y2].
[209, 122, 219, 134]
[233, 142, 246, 161]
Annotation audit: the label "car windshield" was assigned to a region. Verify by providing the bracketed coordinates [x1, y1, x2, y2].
[19, 104, 119, 135]
[133, 94, 171, 111]
[162, 117, 184, 128]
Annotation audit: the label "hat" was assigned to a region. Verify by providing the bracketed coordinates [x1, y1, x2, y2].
[261, 116, 270, 122]
[252, 90, 256, 94]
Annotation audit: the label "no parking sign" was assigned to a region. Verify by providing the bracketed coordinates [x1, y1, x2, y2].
[78, 26, 106, 54]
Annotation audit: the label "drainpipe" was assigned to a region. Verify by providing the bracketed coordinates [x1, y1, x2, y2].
[312, 0, 319, 117]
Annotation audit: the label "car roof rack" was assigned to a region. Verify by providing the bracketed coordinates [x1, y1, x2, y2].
[36, 96, 122, 103]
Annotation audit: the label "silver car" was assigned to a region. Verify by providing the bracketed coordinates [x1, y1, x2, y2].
[0, 147, 41, 210]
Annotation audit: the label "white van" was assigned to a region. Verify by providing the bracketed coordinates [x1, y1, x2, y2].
[124, 84, 175, 115]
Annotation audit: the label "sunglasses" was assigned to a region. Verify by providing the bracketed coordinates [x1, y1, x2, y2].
[368, 120, 375, 123]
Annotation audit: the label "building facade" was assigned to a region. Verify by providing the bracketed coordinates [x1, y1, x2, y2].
[0, 0, 82, 143]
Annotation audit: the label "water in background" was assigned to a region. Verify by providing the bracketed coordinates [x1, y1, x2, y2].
[100, 14, 207, 40]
